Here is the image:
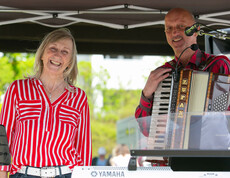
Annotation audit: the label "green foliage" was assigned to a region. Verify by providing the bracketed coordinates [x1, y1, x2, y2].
[14, 54, 35, 79]
[0, 53, 34, 96]
[100, 89, 141, 121]
[77, 61, 94, 114]
[0, 56, 14, 96]
[91, 119, 117, 158]
[77, 60, 141, 158]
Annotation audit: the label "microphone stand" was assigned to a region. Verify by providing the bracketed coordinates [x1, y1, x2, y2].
[185, 22, 230, 40]
[173, 46, 191, 82]
[198, 30, 230, 40]
[173, 44, 199, 82]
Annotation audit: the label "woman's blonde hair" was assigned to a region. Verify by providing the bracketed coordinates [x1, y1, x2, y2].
[32, 28, 78, 86]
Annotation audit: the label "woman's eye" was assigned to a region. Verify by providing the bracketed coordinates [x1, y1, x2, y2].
[50, 47, 57, 52]
[62, 51, 68, 55]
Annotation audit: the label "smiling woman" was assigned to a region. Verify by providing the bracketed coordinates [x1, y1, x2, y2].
[33, 28, 78, 92]
[41, 38, 72, 74]
[0, 28, 92, 178]
[39, 36, 74, 102]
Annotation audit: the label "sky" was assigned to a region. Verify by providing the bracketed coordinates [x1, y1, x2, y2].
[91, 55, 172, 90]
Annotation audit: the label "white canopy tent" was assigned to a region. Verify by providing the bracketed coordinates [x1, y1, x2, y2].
[0, 0, 230, 55]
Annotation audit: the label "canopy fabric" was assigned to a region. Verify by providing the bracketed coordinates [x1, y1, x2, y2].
[0, 0, 230, 55]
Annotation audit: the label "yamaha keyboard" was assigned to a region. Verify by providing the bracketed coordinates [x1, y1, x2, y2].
[72, 166, 230, 178]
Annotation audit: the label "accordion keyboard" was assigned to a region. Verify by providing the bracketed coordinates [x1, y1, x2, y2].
[148, 76, 172, 150]
[152, 76, 172, 117]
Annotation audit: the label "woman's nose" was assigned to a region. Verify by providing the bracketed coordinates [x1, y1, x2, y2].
[54, 50, 62, 57]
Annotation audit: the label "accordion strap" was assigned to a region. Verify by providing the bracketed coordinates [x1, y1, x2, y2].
[167, 54, 230, 72]
[199, 55, 230, 71]
[167, 60, 183, 71]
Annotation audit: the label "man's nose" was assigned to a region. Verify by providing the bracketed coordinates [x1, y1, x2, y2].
[172, 26, 181, 34]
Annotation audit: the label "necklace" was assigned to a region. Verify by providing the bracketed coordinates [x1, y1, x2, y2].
[43, 81, 65, 101]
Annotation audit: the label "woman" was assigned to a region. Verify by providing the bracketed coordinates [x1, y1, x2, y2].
[0, 28, 92, 177]
[110, 144, 131, 167]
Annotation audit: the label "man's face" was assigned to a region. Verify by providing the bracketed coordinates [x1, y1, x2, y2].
[165, 11, 197, 57]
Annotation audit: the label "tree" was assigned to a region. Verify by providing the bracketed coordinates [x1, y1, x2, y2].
[78, 60, 116, 158]
[0, 53, 34, 98]
[77, 60, 141, 158]
[0, 56, 14, 96]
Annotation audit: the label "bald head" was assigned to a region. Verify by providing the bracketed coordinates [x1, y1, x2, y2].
[164, 8, 198, 60]
[165, 8, 195, 24]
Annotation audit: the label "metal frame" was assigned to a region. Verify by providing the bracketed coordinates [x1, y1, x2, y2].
[1, 4, 230, 30]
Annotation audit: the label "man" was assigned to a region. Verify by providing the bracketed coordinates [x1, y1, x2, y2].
[135, 8, 230, 171]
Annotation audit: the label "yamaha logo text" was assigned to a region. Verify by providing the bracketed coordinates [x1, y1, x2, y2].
[91, 171, 125, 177]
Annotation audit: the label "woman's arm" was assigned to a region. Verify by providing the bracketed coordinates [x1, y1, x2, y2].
[0, 81, 18, 172]
[0, 171, 8, 178]
[76, 94, 92, 166]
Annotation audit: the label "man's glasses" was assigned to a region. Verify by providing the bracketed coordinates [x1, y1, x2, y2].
[165, 24, 186, 33]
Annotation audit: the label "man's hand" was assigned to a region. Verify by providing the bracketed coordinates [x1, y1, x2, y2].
[143, 67, 172, 99]
[0, 171, 8, 178]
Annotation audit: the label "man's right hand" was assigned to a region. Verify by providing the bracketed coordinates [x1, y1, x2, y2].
[143, 67, 172, 99]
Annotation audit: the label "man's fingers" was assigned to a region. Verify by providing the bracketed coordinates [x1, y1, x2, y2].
[151, 68, 172, 82]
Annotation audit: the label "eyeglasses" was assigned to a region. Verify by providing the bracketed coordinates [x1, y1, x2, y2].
[165, 24, 186, 33]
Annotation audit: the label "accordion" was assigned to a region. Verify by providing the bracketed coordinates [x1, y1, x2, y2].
[0, 125, 11, 165]
[148, 69, 230, 151]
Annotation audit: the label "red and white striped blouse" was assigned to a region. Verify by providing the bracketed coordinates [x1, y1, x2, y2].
[0, 78, 92, 175]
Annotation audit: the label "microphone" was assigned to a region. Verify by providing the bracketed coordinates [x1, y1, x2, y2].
[185, 23, 200, 36]
[174, 44, 199, 82]
[190, 43, 199, 51]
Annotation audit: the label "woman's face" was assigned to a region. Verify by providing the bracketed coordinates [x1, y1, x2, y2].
[41, 38, 73, 77]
